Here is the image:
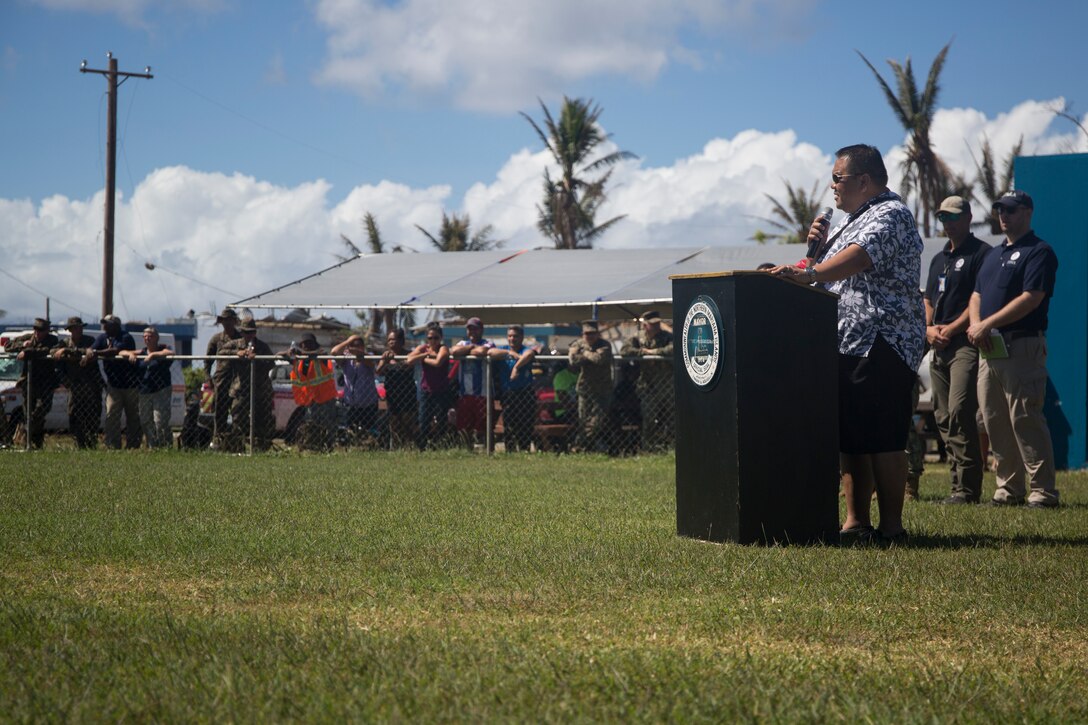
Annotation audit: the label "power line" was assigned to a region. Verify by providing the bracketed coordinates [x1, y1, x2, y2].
[0, 264, 90, 317]
[142, 261, 240, 298]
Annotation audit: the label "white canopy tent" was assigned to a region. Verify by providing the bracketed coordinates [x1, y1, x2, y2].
[232, 239, 982, 324]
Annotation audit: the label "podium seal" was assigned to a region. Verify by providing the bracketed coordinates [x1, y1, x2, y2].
[682, 295, 722, 389]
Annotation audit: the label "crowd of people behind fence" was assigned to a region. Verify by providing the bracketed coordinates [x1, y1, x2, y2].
[3, 174, 1061, 524]
[2, 308, 676, 455]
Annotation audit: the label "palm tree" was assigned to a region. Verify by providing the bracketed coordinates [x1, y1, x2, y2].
[341, 212, 417, 338]
[972, 136, 1023, 234]
[858, 41, 953, 236]
[522, 96, 637, 249]
[751, 180, 826, 244]
[416, 212, 500, 252]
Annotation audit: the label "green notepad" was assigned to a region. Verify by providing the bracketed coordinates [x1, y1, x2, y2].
[981, 331, 1009, 360]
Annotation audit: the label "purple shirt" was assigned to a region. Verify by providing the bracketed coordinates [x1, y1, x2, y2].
[340, 360, 378, 407]
[420, 357, 451, 394]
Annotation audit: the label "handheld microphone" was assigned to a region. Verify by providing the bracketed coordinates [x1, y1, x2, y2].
[806, 207, 835, 261]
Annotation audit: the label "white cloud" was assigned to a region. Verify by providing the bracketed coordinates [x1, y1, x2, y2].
[312, 0, 816, 112]
[462, 129, 831, 249]
[885, 98, 1088, 200]
[3, 100, 1083, 325]
[331, 180, 453, 252]
[0, 169, 338, 324]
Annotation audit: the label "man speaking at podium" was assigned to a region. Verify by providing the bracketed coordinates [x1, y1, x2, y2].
[772, 144, 925, 546]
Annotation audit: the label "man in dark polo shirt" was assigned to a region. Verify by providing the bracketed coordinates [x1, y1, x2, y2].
[925, 196, 992, 504]
[91, 315, 142, 449]
[967, 190, 1059, 508]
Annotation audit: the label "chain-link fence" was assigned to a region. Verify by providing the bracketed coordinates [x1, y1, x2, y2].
[1, 352, 676, 455]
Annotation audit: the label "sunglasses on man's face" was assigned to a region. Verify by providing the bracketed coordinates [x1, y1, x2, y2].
[997, 206, 1020, 216]
[937, 212, 962, 223]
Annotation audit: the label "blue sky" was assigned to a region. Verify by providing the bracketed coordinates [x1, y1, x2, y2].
[2, 0, 1086, 326]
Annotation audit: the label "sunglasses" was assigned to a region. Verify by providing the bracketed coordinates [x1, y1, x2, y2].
[996, 206, 1020, 216]
[831, 173, 857, 184]
[936, 212, 962, 222]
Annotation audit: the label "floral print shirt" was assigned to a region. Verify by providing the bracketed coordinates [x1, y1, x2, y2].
[818, 190, 925, 369]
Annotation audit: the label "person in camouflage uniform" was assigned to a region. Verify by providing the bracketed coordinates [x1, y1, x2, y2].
[569, 320, 613, 452]
[620, 310, 674, 451]
[905, 377, 925, 500]
[205, 308, 243, 449]
[220, 316, 275, 452]
[51, 316, 103, 449]
[7, 318, 60, 449]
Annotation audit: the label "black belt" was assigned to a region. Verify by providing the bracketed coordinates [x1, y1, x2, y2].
[1002, 330, 1044, 342]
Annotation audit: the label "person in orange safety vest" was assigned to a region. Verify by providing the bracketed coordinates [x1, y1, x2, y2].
[289, 333, 338, 450]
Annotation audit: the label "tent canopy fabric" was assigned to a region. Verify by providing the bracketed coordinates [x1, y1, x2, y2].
[232, 239, 993, 324]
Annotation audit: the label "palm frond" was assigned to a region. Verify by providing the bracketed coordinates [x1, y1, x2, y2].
[363, 212, 384, 254]
[523, 96, 637, 249]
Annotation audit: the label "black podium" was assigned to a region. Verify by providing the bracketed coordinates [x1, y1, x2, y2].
[670, 271, 839, 544]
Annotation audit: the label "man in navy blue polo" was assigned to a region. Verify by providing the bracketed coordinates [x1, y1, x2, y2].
[967, 190, 1059, 508]
[90, 315, 143, 449]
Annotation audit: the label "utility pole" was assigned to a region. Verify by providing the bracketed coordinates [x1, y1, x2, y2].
[80, 53, 153, 319]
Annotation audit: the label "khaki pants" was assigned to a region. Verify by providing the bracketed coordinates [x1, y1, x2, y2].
[978, 336, 1058, 505]
[930, 338, 984, 500]
[139, 386, 173, 448]
[104, 386, 142, 450]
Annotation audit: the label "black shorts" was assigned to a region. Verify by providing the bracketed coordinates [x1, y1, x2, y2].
[838, 334, 916, 454]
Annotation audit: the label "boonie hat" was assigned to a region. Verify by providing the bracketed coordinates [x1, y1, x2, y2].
[65, 316, 86, 329]
[216, 307, 239, 323]
[32, 318, 50, 331]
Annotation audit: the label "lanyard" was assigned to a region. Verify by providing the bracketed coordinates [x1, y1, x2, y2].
[813, 193, 890, 262]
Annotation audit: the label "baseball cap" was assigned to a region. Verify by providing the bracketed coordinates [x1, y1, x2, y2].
[992, 190, 1033, 210]
[938, 196, 968, 215]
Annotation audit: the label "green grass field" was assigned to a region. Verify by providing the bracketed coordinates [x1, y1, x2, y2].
[1, 451, 1086, 722]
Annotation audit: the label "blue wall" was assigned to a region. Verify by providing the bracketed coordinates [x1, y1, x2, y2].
[1016, 153, 1088, 469]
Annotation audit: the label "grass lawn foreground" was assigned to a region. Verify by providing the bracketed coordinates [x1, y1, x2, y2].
[1, 451, 1087, 721]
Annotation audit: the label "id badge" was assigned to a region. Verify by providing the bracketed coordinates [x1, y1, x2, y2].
[937, 275, 946, 293]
